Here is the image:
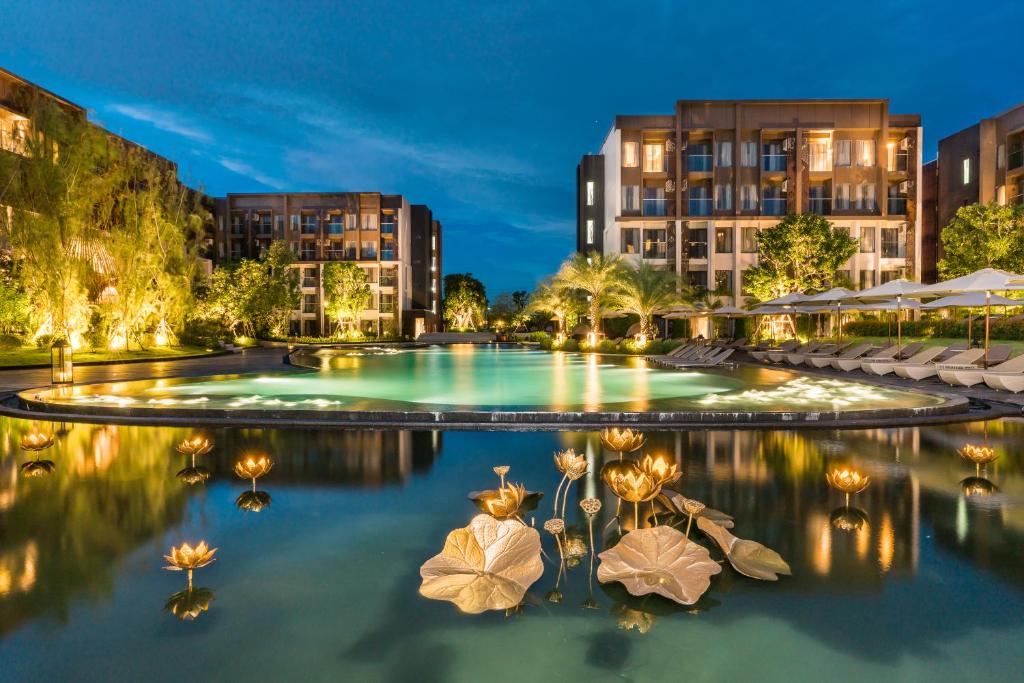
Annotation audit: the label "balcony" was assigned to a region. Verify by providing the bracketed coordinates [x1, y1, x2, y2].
[762, 198, 786, 216]
[327, 250, 344, 261]
[327, 222, 344, 236]
[809, 198, 831, 215]
[361, 249, 378, 260]
[763, 155, 787, 172]
[380, 248, 395, 261]
[643, 197, 667, 216]
[381, 220, 395, 234]
[888, 197, 907, 215]
[345, 248, 358, 260]
[687, 154, 712, 172]
[300, 221, 318, 235]
[689, 198, 712, 216]
[1009, 146, 1024, 171]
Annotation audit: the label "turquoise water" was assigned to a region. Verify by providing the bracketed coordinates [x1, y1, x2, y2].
[0, 416, 1021, 681]
[34, 345, 944, 413]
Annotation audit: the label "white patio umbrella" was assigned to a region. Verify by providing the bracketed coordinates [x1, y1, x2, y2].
[839, 279, 931, 354]
[797, 287, 856, 341]
[920, 291, 1024, 350]
[761, 292, 812, 306]
[913, 268, 1024, 365]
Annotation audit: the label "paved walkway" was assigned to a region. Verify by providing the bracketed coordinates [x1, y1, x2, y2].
[0, 347, 294, 393]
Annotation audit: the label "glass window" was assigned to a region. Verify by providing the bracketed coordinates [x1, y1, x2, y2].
[859, 269, 876, 290]
[328, 215, 344, 234]
[880, 269, 903, 284]
[301, 214, 318, 234]
[763, 141, 786, 172]
[741, 227, 759, 253]
[302, 294, 318, 314]
[300, 242, 316, 260]
[380, 293, 395, 313]
[623, 141, 639, 167]
[860, 226, 875, 253]
[362, 214, 378, 230]
[345, 241, 358, 260]
[586, 219, 594, 245]
[835, 139, 852, 167]
[714, 184, 733, 211]
[963, 158, 971, 184]
[586, 181, 595, 205]
[642, 228, 667, 259]
[715, 141, 733, 167]
[715, 270, 733, 293]
[855, 183, 877, 211]
[380, 268, 397, 287]
[740, 184, 757, 211]
[688, 142, 712, 172]
[347, 214, 358, 230]
[835, 183, 851, 210]
[880, 225, 907, 258]
[740, 141, 757, 167]
[380, 214, 396, 234]
[997, 144, 1006, 170]
[688, 270, 708, 290]
[290, 214, 300, 234]
[643, 143, 664, 172]
[622, 185, 640, 212]
[715, 227, 733, 253]
[688, 228, 708, 259]
[361, 240, 377, 259]
[621, 228, 641, 254]
[380, 240, 395, 260]
[808, 140, 832, 171]
[855, 140, 875, 167]
[643, 186, 666, 216]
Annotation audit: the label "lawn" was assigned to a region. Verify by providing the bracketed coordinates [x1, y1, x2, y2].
[0, 345, 221, 368]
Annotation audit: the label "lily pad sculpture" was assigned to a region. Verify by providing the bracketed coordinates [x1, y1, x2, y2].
[419, 514, 544, 614]
[597, 526, 721, 605]
[696, 517, 792, 581]
[661, 491, 735, 529]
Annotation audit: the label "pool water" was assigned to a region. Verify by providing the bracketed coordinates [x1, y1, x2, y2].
[1, 416, 1021, 681]
[33, 345, 945, 414]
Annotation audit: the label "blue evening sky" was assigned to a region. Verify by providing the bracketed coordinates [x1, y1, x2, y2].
[1, 0, 1021, 295]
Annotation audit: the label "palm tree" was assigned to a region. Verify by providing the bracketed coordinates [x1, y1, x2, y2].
[526, 278, 584, 333]
[613, 262, 686, 339]
[555, 251, 623, 335]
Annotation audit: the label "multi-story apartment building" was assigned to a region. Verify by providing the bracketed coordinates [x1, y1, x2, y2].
[211, 192, 442, 338]
[921, 103, 1024, 282]
[577, 99, 923, 301]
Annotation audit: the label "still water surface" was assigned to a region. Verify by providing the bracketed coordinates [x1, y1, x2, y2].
[0, 416, 1021, 681]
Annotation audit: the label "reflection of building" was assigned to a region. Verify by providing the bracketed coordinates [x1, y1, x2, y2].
[921, 103, 1024, 282]
[211, 192, 443, 338]
[577, 100, 923, 300]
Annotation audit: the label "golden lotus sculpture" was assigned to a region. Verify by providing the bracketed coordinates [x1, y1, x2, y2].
[826, 466, 870, 506]
[639, 454, 681, 489]
[236, 490, 272, 512]
[613, 604, 656, 634]
[604, 462, 660, 527]
[419, 514, 544, 614]
[597, 526, 721, 605]
[600, 427, 646, 456]
[562, 534, 589, 568]
[19, 460, 56, 477]
[829, 506, 869, 532]
[176, 436, 214, 458]
[473, 482, 529, 520]
[234, 455, 274, 486]
[959, 443, 998, 476]
[696, 517, 792, 581]
[552, 449, 588, 519]
[493, 465, 510, 487]
[164, 586, 215, 621]
[176, 466, 211, 486]
[20, 431, 55, 452]
[960, 476, 997, 497]
[164, 541, 217, 588]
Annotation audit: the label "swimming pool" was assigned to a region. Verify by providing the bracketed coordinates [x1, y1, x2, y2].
[19, 345, 957, 427]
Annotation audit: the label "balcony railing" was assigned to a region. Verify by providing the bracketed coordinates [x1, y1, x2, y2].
[763, 155, 787, 172]
[327, 250, 345, 261]
[381, 221, 395, 234]
[1009, 147, 1024, 171]
[300, 222, 318, 235]
[809, 198, 831, 215]
[327, 223, 344, 235]
[888, 197, 907, 215]
[689, 198, 712, 216]
[687, 154, 712, 172]
[762, 198, 786, 215]
[380, 249, 395, 261]
[643, 198, 667, 216]
[643, 243, 667, 259]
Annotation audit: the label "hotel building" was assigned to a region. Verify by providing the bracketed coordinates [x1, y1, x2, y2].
[921, 103, 1024, 282]
[211, 192, 442, 338]
[577, 99, 923, 300]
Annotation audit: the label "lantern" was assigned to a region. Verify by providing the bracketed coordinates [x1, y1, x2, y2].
[51, 339, 73, 385]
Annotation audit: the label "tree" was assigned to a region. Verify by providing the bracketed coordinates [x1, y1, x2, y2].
[613, 262, 687, 338]
[526, 278, 585, 333]
[938, 203, 1024, 279]
[554, 251, 623, 334]
[488, 292, 517, 328]
[323, 261, 371, 337]
[443, 273, 487, 330]
[0, 255, 31, 337]
[255, 242, 300, 337]
[742, 214, 858, 302]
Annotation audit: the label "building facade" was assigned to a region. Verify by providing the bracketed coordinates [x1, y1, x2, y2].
[921, 103, 1024, 281]
[211, 192, 442, 338]
[577, 99, 923, 300]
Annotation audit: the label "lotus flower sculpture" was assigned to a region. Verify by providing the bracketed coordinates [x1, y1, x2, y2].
[234, 455, 274, 489]
[19, 460, 55, 477]
[696, 516, 792, 581]
[600, 427, 646, 457]
[604, 463, 659, 528]
[236, 489, 272, 512]
[661, 492, 735, 529]
[639, 454, 681, 489]
[20, 431, 54, 452]
[176, 466, 211, 486]
[176, 436, 214, 458]
[164, 541, 217, 589]
[960, 476, 997, 497]
[959, 444, 998, 476]
[826, 466, 870, 506]
[419, 514, 544, 614]
[164, 586, 215, 621]
[473, 482, 529, 520]
[552, 449, 588, 519]
[597, 526, 721, 605]
[493, 465, 510, 488]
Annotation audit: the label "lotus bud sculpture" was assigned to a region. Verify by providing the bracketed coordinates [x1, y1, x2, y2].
[478, 482, 528, 521]
[20, 431, 55, 452]
[493, 465, 510, 488]
[552, 449, 588, 519]
[234, 455, 274, 491]
[682, 498, 705, 542]
[164, 541, 217, 589]
[19, 460, 56, 477]
[959, 444, 998, 477]
[600, 427, 646, 458]
[826, 466, 870, 507]
[606, 466, 659, 528]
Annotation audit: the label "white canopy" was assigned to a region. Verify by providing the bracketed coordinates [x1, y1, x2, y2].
[920, 292, 1024, 309]
[915, 268, 1024, 296]
[762, 292, 811, 306]
[709, 305, 750, 317]
[856, 299, 922, 312]
[839, 278, 930, 301]
[798, 287, 856, 304]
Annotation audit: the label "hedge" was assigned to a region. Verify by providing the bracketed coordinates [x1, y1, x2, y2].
[843, 318, 1024, 341]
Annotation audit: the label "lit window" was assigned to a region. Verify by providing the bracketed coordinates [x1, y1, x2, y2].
[586, 181, 595, 206]
[643, 143, 664, 172]
[622, 185, 640, 212]
[808, 139, 832, 172]
[855, 140, 875, 167]
[835, 140, 852, 167]
[740, 141, 757, 167]
[586, 219, 594, 245]
[715, 141, 733, 168]
[963, 158, 971, 185]
[997, 144, 1006, 170]
[623, 141, 639, 167]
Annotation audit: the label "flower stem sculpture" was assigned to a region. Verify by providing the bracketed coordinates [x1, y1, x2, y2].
[493, 465, 510, 488]
[543, 518, 567, 603]
[234, 454, 274, 492]
[164, 541, 217, 590]
[552, 449, 588, 519]
[681, 499, 705, 543]
[825, 465, 870, 507]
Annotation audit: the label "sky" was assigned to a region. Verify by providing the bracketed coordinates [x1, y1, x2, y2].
[1, 0, 1022, 295]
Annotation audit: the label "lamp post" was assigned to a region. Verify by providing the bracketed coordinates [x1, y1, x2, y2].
[50, 339, 73, 386]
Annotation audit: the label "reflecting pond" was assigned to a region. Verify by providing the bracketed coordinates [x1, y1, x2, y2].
[0, 416, 1021, 682]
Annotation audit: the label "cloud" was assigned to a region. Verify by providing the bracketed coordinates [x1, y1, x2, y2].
[107, 103, 213, 143]
[215, 156, 287, 190]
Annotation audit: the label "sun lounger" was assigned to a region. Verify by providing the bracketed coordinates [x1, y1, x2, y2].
[941, 352, 1024, 387]
[806, 343, 872, 368]
[767, 341, 822, 364]
[750, 339, 801, 362]
[894, 348, 986, 380]
[860, 343, 932, 375]
[832, 345, 897, 371]
[785, 342, 851, 366]
[663, 348, 736, 368]
[740, 340, 773, 352]
[726, 337, 748, 349]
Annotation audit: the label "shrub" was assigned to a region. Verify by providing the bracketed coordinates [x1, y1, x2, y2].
[562, 339, 579, 352]
[0, 333, 22, 350]
[180, 319, 230, 349]
[597, 339, 619, 354]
